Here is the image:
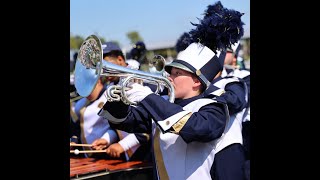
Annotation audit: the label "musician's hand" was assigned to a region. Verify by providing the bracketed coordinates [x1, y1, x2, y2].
[91, 138, 109, 150]
[106, 143, 125, 158]
[126, 59, 140, 70]
[126, 83, 153, 103]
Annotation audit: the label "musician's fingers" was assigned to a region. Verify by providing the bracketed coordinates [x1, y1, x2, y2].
[92, 145, 100, 150]
[96, 145, 107, 150]
[110, 151, 116, 157]
[92, 139, 108, 147]
[106, 148, 110, 154]
[91, 140, 100, 146]
[116, 152, 121, 158]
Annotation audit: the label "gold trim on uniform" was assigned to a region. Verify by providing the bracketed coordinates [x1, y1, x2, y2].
[154, 127, 170, 180]
[172, 112, 192, 133]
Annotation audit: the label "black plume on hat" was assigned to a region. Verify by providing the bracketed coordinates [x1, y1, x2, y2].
[188, 1, 245, 70]
[166, 1, 245, 89]
[189, 1, 244, 52]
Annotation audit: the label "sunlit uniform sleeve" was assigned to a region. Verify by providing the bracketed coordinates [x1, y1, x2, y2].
[226, 69, 250, 108]
[213, 76, 248, 115]
[99, 93, 227, 143]
[140, 94, 227, 143]
[221, 80, 247, 115]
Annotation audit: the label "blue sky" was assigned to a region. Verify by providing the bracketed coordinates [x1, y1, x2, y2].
[70, 0, 250, 50]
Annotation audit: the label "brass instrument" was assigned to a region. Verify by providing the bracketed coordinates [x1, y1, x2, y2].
[74, 35, 175, 105]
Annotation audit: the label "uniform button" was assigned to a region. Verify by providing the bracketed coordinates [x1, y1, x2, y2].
[166, 121, 170, 125]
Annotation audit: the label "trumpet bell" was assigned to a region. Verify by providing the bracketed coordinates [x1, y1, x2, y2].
[74, 35, 103, 97]
[148, 55, 172, 76]
[150, 55, 165, 72]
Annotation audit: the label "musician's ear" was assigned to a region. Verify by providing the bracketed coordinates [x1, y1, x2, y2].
[117, 55, 127, 67]
[192, 75, 202, 89]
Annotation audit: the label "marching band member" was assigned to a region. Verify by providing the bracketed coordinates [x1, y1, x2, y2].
[127, 41, 149, 72]
[210, 53, 248, 180]
[74, 42, 152, 161]
[97, 1, 246, 176]
[186, 2, 248, 179]
[74, 71, 118, 159]
[99, 41, 229, 180]
[220, 42, 251, 180]
[175, 37, 248, 180]
[162, 1, 248, 179]
[178, 2, 249, 179]
[176, 34, 248, 180]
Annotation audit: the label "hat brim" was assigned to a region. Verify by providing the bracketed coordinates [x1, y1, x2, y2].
[165, 62, 194, 74]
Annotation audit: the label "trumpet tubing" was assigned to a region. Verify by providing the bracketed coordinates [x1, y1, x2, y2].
[74, 35, 175, 104]
[100, 61, 174, 105]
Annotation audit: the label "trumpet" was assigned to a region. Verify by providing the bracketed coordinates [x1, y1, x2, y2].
[74, 35, 175, 105]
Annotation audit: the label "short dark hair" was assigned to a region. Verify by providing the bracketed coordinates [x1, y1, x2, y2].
[103, 50, 125, 60]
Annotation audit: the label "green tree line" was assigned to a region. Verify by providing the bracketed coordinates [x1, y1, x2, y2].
[70, 31, 143, 50]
